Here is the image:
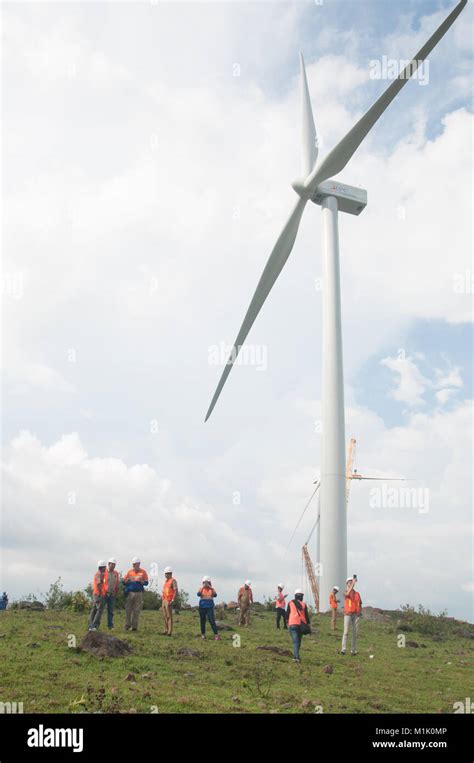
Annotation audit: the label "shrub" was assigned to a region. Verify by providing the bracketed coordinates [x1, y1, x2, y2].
[399, 604, 450, 637]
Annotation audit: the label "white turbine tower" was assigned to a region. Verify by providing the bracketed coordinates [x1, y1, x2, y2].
[205, 1, 467, 609]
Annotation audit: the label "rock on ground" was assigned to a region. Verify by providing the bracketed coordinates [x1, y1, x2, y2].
[79, 631, 133, 658]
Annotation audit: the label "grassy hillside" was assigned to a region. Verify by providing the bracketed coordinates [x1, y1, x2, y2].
[0, 607, 471, 714]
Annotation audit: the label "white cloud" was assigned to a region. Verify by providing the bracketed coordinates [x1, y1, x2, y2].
[381, 354, 431, 407]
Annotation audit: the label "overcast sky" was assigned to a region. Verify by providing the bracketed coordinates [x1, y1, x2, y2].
[1, 0, 472, 621]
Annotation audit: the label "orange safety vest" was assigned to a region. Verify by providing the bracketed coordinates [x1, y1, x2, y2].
[92, 571, 106, 597]
[275, 592, 286, 609]
[104, 569, 119, 596]
[162, 577, 177, 602]
[124, 568, 149, 584]
[344, 589, 362, 615]
[288, 600, 308, 627]
[199, 586, 216, 599]
[329, 592, 338, 610]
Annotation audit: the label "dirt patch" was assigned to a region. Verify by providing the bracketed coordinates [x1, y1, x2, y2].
[79, 631, 133, 658]
[215, 621, 233, 632]
[256, 645, 293, 658]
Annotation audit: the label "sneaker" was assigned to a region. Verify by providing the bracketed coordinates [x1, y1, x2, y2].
[292, 658, 301, 663]
[201, 635, 206, 640]
[214, 635, 221, 641]
[340, 650, 346, 655]
[351, 651, 358, 656]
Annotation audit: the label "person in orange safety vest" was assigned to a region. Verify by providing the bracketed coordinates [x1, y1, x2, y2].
[274, 584, 288, 630]
[88, 560, 107, 631]
[238, 580, 253, 626]
[161, 566, 178, 636]
[341, 575, 362, 655]
[286, 589, 311, 663]
[123, 557, 149, 632]
[329, 585, 340, 631]
[105, 558, 120, 630]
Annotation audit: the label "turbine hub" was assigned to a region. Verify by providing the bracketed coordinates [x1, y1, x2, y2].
[291, 177, 313, 200]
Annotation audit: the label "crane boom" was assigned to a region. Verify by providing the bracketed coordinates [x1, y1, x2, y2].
[346, 437, 357, 505]
[302, 544, 320, 612]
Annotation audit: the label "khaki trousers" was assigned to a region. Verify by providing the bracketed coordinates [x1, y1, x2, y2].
[331, 607, 337, 630]
[239, 603, 250, 626]
[162, 599, 173, 634]
[125, 591, 143, 630]
[342, 613, 360, 653]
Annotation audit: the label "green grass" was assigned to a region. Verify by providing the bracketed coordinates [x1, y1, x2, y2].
[0, 608, 471, 714]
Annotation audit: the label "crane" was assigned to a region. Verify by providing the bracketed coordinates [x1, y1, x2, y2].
[298, 438, 410, 612]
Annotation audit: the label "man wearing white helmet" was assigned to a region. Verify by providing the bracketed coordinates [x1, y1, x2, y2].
[329, 585, 340, 632]
[274, 584, 288, 630]
[123, 557, 149, 632]
[341, 574, 362, 655]
[161, 566, 178, 637]
[105, 558, 120, 630]
[88, 560, 107, 631]
[237, 580, 254, 626]
[286, 588, 311, 663]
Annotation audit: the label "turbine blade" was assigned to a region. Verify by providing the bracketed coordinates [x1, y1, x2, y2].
[300, 53, 318, 175]
[305, 0, 467, 193]
[205, 197, 307, 421]
[353, 476, 410, 481]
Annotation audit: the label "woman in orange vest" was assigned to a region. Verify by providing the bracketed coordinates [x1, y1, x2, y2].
[274, 584, 288, 630]
[197, 576, 220, 640]
[341, 575, 362, 655]
[286, 589, 311, 663]
[161, 566, 178, 636]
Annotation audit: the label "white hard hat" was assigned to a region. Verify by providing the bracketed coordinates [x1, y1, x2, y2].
[202, 575, 211, 583]
[245, 580, 251, 586]
[164, 566, 172, 573]
[98, 560, 106, 568]
[132, 556, 141, 564]
[346, 577, 353, 583]
[294, 588, 304, 595]
[277, 583, 284, 589]
[108, 558, 117, 564]
[333, 585, 339, 591]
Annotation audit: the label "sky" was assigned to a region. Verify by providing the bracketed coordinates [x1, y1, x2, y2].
[1, 0, 473, 621]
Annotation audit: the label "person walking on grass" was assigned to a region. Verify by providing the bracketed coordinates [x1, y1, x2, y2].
[123, 557, 149, 632]
[88, 561, 107, 631]
[341, 575, 362, 655]
[238, 580, 253, 626]
[286, 589, 311, 663]
[329, 585, 340, 631]
[275, 584, 288, 630]
[161, 566, 178, 636]
[197, 576, 220, 640]
[105, 558, 119, 630]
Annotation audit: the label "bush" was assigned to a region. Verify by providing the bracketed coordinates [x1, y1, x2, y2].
[263, 596, 276, 612]
[399, 604, 450, 637]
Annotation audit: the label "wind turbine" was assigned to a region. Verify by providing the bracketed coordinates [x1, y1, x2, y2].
[205, 0, 467, 610]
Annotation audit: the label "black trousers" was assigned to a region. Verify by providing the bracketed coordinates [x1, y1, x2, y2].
[276, 607, 287, 629]
[199, 607, 218, 635]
